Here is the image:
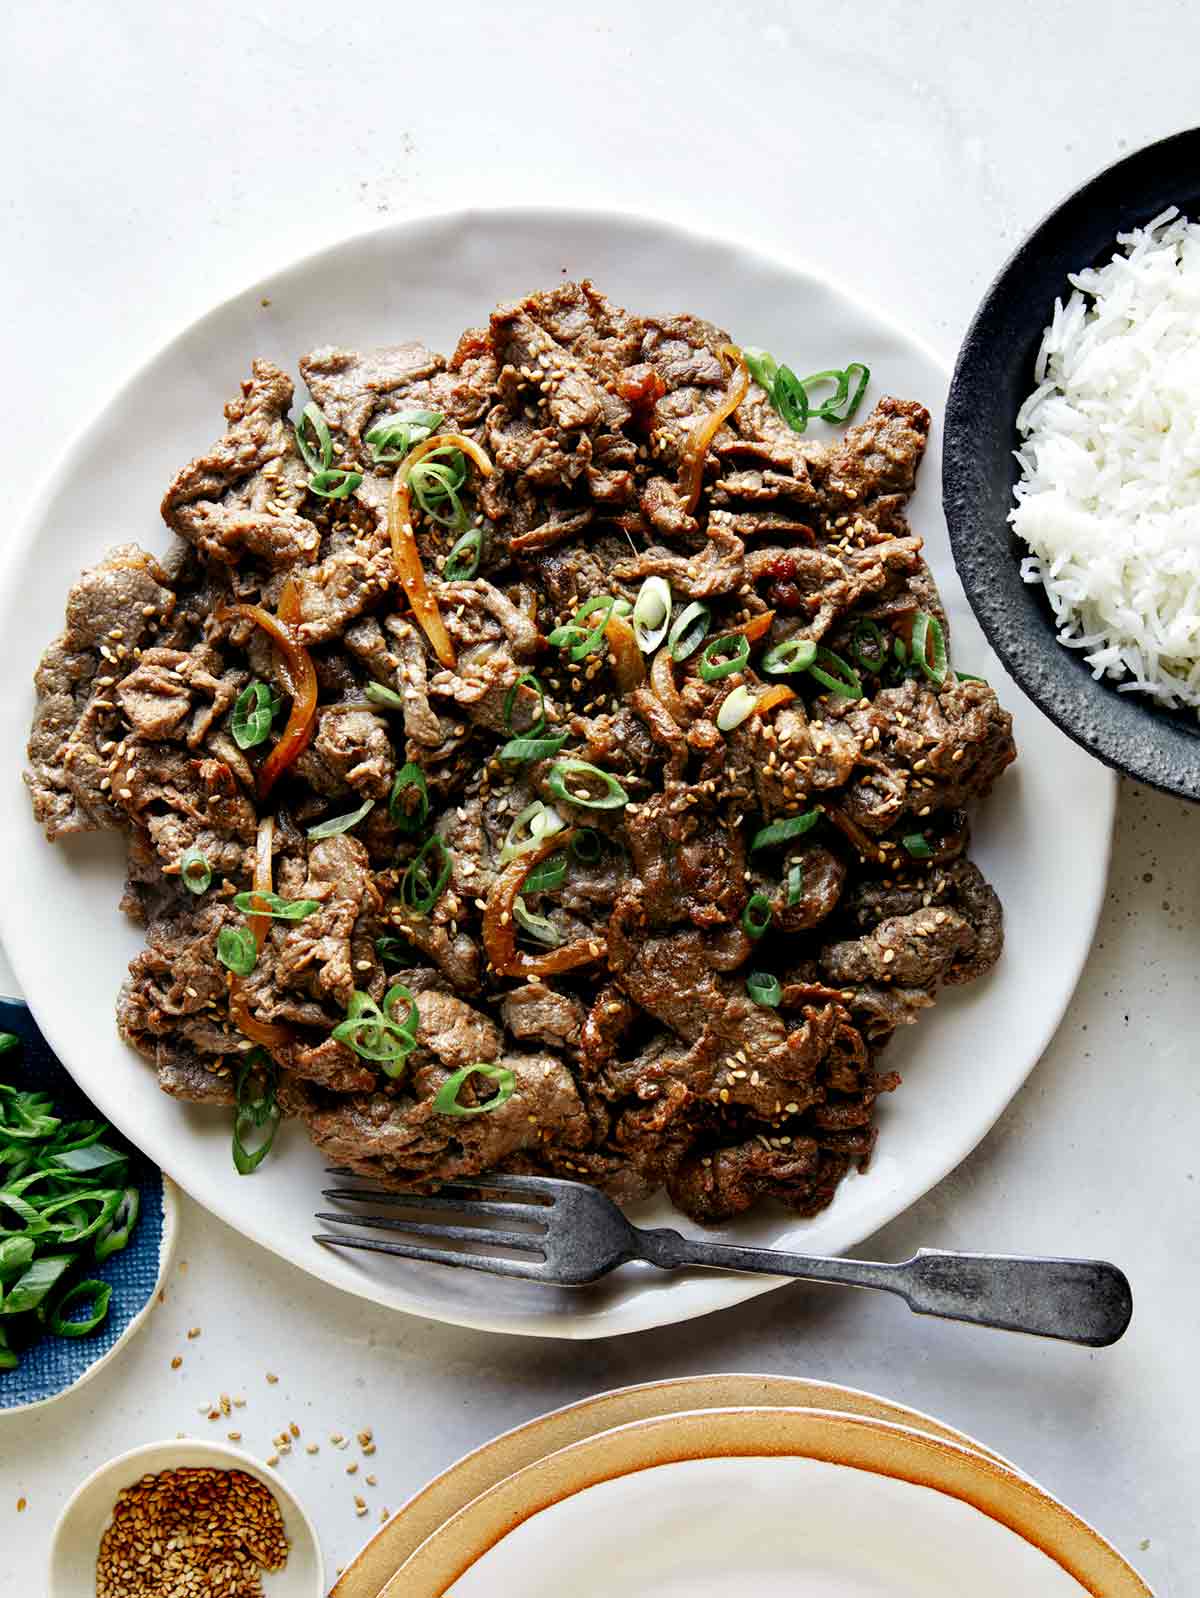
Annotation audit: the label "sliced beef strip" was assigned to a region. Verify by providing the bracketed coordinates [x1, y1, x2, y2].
[108, 742, 257, 880]
[819, 906, 976, 988]
[161, 360, 320, 568]
[500, 983, 584, 1050]
[26, 546, 176, 840]
[115, 646, 244, 747]
[292, 707, 396, 799]
[267, 835, 382, 1011]
[299, 343, 444, 448]
[817, 396, 931, 510]
[611, 518, 747, 598]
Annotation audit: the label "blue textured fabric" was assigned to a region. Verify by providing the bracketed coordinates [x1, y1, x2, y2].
[0, 998, 165, 1409]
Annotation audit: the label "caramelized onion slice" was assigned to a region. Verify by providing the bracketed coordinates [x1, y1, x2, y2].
[604, 611, 646, 694]
[228, 813, 295, 1048]
[650, 646, 688, 725]
[389, 433, 494, 670]
[483, 829, 607, 978]
[678, 344, 749, 515]
[219, 602, 318, 801]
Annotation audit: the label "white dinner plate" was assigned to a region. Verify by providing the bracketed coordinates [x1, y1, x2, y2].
[389, 1408, 1149, 1597]
[0, 207, 1115, 1339]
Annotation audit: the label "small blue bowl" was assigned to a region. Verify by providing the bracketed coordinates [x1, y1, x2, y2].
[0, 998, 176, 1411]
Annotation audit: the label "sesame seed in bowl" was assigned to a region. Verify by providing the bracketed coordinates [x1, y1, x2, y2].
[48, 1438, 323, 1598]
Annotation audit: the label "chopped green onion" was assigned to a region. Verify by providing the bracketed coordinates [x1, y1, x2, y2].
[751, 809, 821, 852]
[49, 1144, 124, 1175]
[851, 620, 888, 674]
[410, 447, 469, 530]
[93, 1187, 140, 1263]
[294, 400, 333, 474]
[746, 971, 782, 1008]
[0, 1237, 34, 1278]
[365, 408, 443, 465]
[231, 890, 319, 921]
[444, 526, 483, 581]
[308, 467, 362, 500]
[523, 852, 568, 895]
[46, 1279, 112, 1337]
[232, 1053, 280, 1174]
[808, 646, 863, 699]
[307, 798, 375, 839]
[1, 1255, 74, 1315]
[911, 611, 948, 686]
[547, 758, 629, 811]
[773, 365, 811, 433]
[375, 932, 417, 966]
[513, 897, 561, 946]
[400, 835, 452, 914]
[742, 894, 774, 939]
[39, 1189, 123, 1244]
[503, 672, 547, 738]
[231, 680, 280, 749]
[0, 1034, 18, 1059]
[551, 595, 620, 662]
[432, 1063, 517, 1117]
[388, 762, 430, 833]
[332, 986, 419, 1071]
[668, 601, 711, 662]
[762, 637, 817, 676]
[716, 684, 762, 732]
[216, 925, 258, 976]
[786, 862, 804, 905]
[805, 361, 869, 423]
[698, 633, 750, 681]
[632, 577, 672, 653]
[363, 681, 406, 709]
[902, 833, 933, 860]
[742, 347, 780, 392]
[955, 670, 989, 685]
[499, 801, 566, 864]
[571, 828, 602, 863]
[178, 849, 212, 895]
[499, 734, 568, 766]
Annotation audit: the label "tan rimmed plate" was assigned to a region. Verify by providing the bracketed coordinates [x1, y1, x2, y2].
[388, 1408, 1151, 1598]
[331, 1374, 1010, 1598]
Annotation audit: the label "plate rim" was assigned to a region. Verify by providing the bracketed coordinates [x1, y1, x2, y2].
[330, 1372, 1015, 1598]
[386, 1405, 1151, 1598]
[0, 203, 1116, 1340]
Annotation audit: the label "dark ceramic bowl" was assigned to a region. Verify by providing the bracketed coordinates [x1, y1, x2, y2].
[943, 127, 1200, 800]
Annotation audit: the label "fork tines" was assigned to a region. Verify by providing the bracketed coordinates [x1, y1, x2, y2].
[313, 1171, 558, 1279]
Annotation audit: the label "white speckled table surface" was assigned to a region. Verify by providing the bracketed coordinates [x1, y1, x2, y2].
[2, 3, 1197, 1591]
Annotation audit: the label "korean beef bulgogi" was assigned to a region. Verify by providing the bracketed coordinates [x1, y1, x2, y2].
[25, 282, 1016, 1224]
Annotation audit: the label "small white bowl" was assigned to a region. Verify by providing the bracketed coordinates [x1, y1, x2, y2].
[49, 1437, 325, 1597]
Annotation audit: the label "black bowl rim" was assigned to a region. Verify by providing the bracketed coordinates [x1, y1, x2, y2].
[944, 125, 1200, 801]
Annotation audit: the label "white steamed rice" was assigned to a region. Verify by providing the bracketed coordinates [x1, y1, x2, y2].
[1010, 205, 1200, 711]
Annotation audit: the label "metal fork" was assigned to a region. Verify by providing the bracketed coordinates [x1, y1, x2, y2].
[314, 1172, 1132, 1347]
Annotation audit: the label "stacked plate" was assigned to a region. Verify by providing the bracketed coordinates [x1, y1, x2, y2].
[330, 1375, 1150, 1597]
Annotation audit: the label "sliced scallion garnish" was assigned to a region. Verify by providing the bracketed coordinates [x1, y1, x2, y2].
[499, 734, 568, 766]
[443, 526, 483, 581]
[93, 1187, 140, 1264]
[231, 681, 281, 749]
[698, 633, 750, 681]
[410, 447, 469, 530]
[742, 894, 774, 939]
[762, 637, 817, 676]
[307, 798, 375, 839]
[786, 862, 804, 905]
[750, 809, 821, 852]
[432, 1063, 517, 1117]
[632, 577, 672, 653]
[773, 365, 810, 432]
[549, 595, 623, 662]
[742, 347, 780, 392]
[366, 408, 442, 465]
[295, 400, 362, 499]
[547, 758, 629, 811]
[746, 971, 782, 1008]
[363, 681, 406, 709]
[851, 620, 888, 674]
[523, 852, 568, 895]
[716, 684, 762, 732]
[911, 611, 949, 686]
[498, 801, 566, 864]
[332, 986, 419, 1071]
[178, 849, 212, 896]
[217, 925, 258, 976]
[902, 833, 933, 860]
[399, 836, 452, 915]
[388, 762, 430, 833]
[503, 672, 548, 738]
[230, 890, 319, 921]
[513, 897, 561, 946]
[668, 601, 711, 662]
[232, 1053, 281, 1174]
[47, 1279, 112, 1338]
[808, 646, 863, 699]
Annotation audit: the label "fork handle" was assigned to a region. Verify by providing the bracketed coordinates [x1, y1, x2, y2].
[635, 1232, 1132, 1348]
